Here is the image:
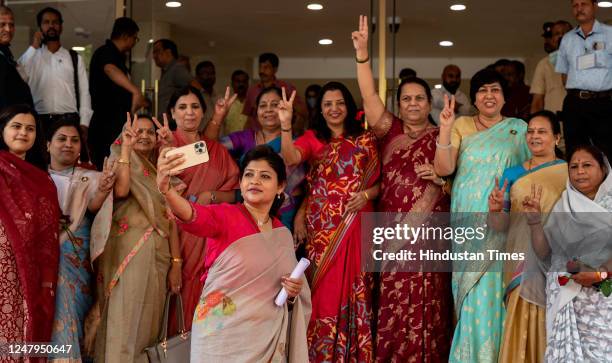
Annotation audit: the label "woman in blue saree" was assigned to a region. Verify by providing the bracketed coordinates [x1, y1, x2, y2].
[47, 119, 116, 362]
[434, 69, 530, 362]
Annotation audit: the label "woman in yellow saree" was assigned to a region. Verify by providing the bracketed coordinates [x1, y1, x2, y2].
[488, 111, 567, 363]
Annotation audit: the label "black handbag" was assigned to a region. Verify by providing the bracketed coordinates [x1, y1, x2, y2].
[145, 292, 191, 363]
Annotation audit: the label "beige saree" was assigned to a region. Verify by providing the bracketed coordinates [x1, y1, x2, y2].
[92, 147, 172, 363]
[190, 227, 311, 363]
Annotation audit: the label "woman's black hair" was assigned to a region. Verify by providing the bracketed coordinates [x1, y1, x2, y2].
[396, 76, 432, 104]
[0, 104, 48, 170]
[527, 110, 564, 159]
[255, 86, 282, 109]
[310, 81, 364, 142]
[166, 85, 207, 120]
[567, 144, 607, 172]
[240, 145, 287, 218]
[469, 68, 509, 106]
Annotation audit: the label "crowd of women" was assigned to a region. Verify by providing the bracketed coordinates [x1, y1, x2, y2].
[1, 15, 610, 363]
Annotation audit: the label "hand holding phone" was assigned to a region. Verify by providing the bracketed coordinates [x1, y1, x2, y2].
[165, 141, 209, 173]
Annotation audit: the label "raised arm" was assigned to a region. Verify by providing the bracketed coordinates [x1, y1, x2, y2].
[156, 147, 193, 221]
[88, 158, 117, 212]
[433, 94, 459, 176]
[523, 184, 551, 260]
[278, 87, 303, 166]
[352, 15, 386, 131]
[203, 86, 237, 140]
[114, 113, 138, 198]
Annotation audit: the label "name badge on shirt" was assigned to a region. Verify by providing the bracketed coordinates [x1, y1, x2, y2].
[577, 53, 596, 70]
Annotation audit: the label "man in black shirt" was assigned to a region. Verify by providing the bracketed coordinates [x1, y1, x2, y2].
[89, 17, 145, 169]
[0, 6, 33, 109]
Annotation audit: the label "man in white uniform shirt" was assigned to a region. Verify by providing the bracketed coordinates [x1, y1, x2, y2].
[18, 7, 92, 139]
[430, 64, 473, 124]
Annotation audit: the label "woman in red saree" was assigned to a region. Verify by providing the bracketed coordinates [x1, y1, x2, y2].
[161, 86, 240, 332]
[0, 104, 60, 362]
[353, 15, 453, 362]
[280, 82, 380, 362]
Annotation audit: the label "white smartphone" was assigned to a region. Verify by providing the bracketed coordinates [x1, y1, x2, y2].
[165, 141, 209, 172]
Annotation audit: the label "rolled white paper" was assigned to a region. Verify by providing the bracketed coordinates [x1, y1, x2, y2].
[275, 258, 310, 306]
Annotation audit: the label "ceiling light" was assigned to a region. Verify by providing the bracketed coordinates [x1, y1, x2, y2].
[318, 38, 333, 45]
[439, 40, 454, 47]
[434, 84, 442, 89]
[71, 46, 85, 51]
[148, 39, 154, 43]
[598, 1, 612, 7]
[450, 4, 467, 11]
[165, 1, 182, 8]
[307, 3, 323, 10]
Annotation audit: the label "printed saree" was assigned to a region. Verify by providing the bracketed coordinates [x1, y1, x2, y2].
[543, 161, 612, 362]
[191, 218, 311, 363]
[93, 147, 171, 363]
[171, 130, 239, 333]
[303, 131, 380, 363]
[374, 115, 452, 363]
[50, 167, 103, 362]
[0, 150, 60, 363]
[498, 160, 567, 363]
[448, 118, 530, 363]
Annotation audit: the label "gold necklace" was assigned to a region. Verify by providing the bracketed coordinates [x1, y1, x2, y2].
[244, 204, 270, 227]
[475, 114, 501, 130]
[404, 124, 430, 139]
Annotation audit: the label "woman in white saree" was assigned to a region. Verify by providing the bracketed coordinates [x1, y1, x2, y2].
[524, 145, 612, 362]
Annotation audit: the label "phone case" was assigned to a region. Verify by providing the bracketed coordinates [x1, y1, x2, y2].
[166, 141, 209, 172]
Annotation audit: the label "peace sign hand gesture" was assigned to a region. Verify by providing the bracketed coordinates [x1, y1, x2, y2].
[98, 156, 118, 194]
[213, 86, 238, 119]
[122, 112, 138, 148]
[522, 184, 543, 224]
[152, 113, 174, 147]
[352, 15, 369, 59]
[439, 94, 456, 129]
[278, 87, 296, 131]
[488, 176, 508, 212]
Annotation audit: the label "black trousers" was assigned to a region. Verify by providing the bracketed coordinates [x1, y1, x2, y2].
[562, 93, 612, 160]
[89, 111, 125, 170]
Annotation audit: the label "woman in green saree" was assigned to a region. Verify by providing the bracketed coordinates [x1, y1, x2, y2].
[434, 69, 530, 363]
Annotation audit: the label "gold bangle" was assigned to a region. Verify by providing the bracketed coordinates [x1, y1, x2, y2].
[363, 191, 370, 200]
[171, 257, 183, 264]
[356, 55, 369, 63]
[117, 159, 130, 165]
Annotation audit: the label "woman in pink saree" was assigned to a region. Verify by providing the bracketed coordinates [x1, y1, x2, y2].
[157, 144, 311, 362]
